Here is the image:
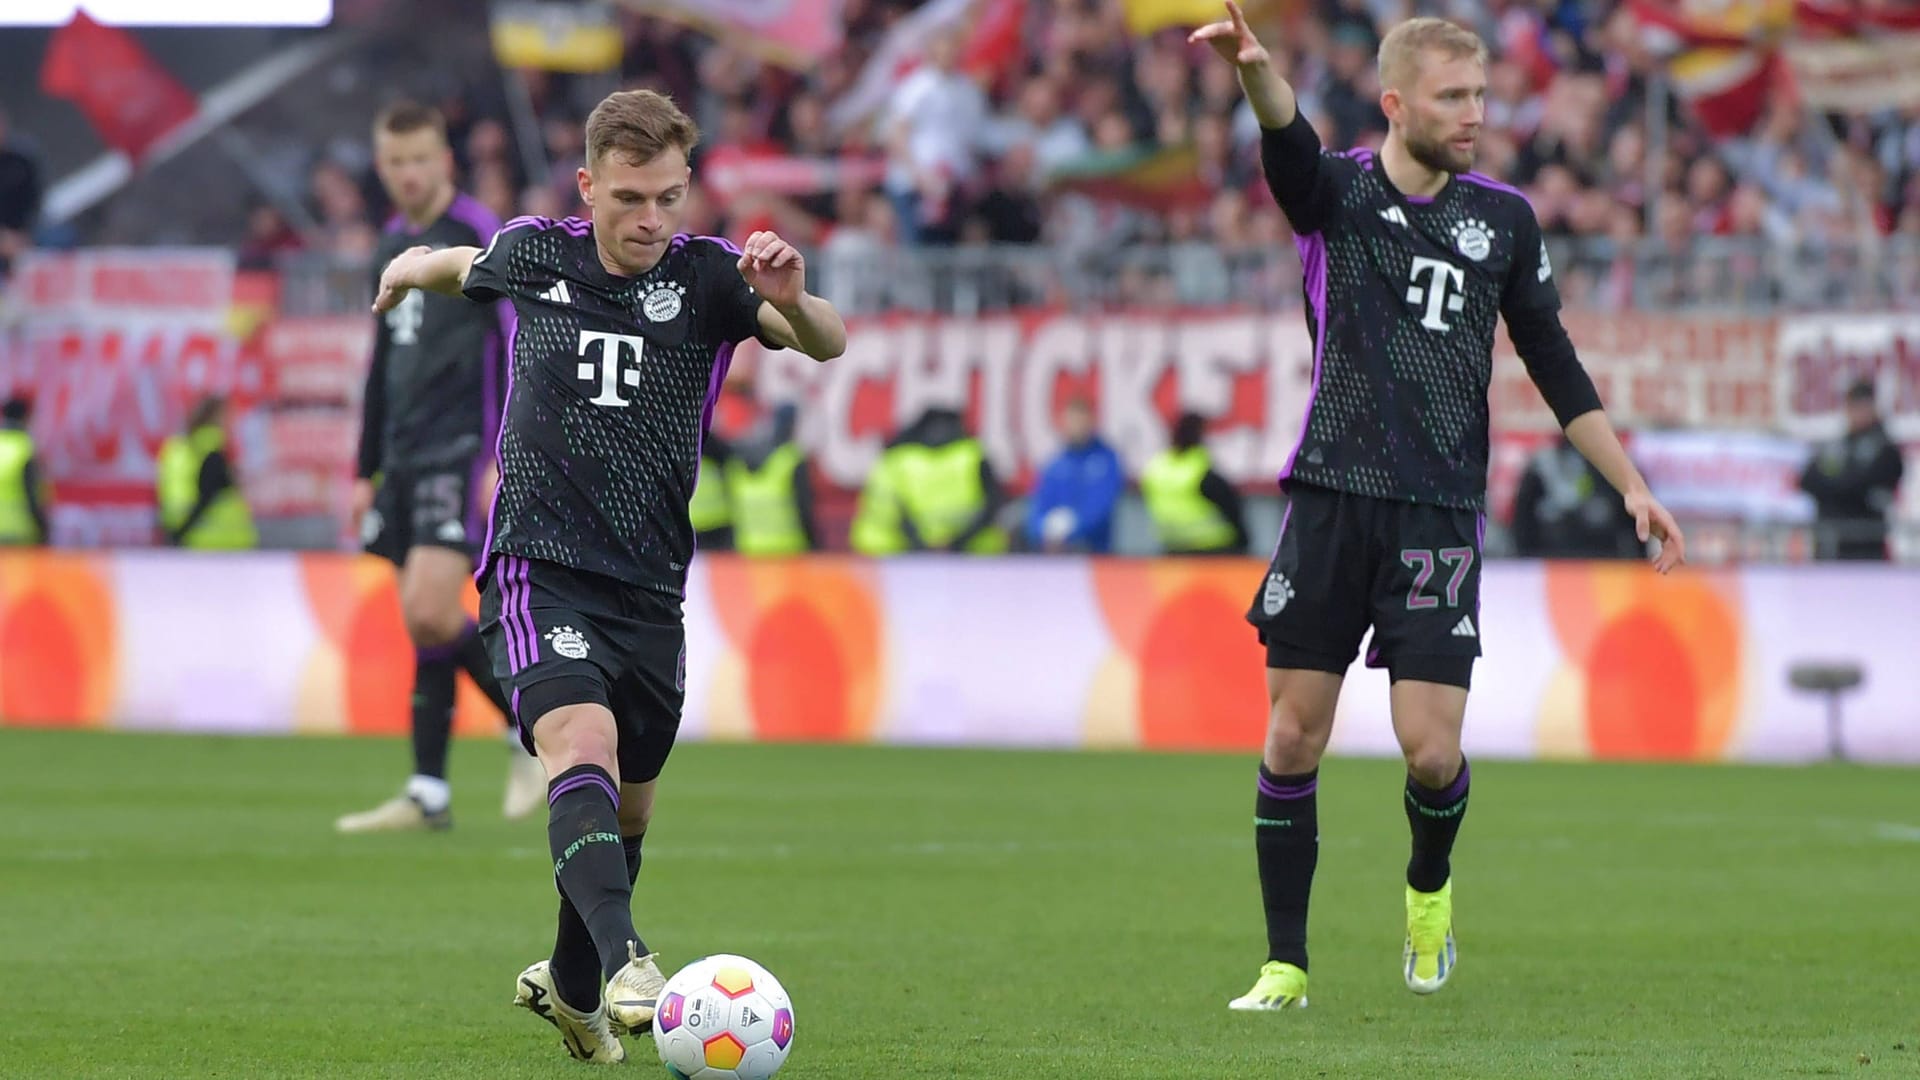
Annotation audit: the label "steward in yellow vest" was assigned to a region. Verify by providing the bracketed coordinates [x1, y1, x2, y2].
[857, 407, 1007, 555]
[157, 397, 257, 550]
[1140, 412, 1246, 555]
[726, 439, 818, 556]
[0, 397, 48, 545]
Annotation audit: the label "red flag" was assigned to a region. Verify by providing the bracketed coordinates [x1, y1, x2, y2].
[40, 11, 198, 164]
[962, 0, 1027, 80]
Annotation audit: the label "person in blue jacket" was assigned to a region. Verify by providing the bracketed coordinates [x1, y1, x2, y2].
[1025, 398, 1124, 553]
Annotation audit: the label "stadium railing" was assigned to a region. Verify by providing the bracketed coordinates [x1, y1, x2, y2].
[276, 235, 1920, 317]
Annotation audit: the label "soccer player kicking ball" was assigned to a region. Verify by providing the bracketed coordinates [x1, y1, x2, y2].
[371, 90, 846, 1062]
[1191, 3, 1686, 1010]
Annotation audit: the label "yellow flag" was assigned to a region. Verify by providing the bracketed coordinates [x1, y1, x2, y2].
[490, 1, 623, 73]
[1123, 0, 1233, 37]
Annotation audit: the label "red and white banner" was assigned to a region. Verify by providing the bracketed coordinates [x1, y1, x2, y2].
[1, 251, 367, 545]
[701, 146, 888, 202]
[738, 307, 1918, 523]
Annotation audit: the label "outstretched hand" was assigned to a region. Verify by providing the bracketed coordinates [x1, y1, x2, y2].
[1188, 1, 1270, 67]
[371, 245, 433, 314]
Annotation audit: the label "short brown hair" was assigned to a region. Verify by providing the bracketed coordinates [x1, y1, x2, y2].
[374, 100, 447, 141]
[1378, 17, 1487, 93]
[586, 89, 700, 167]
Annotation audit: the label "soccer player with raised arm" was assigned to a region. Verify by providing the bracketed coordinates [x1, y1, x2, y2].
[1190, 4, 1686, 1010]
[370, 90, 846, 1062]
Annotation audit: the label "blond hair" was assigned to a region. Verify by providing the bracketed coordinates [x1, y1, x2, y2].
[585, 89, 700, 167]
[1377, 17, 1487, 93]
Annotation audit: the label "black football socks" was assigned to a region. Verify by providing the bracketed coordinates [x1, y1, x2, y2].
[1405, 758, 1470, 893]
[1255, 765, 1320, 969]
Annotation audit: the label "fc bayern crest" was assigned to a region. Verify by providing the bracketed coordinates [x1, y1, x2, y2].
[1451, 218, 1492, 262]
[644, 282, 685, 322]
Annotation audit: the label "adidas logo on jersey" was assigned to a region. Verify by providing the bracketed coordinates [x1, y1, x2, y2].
[1451, 615, 1477, 638]
[1378, 206, 1409, 227]
[538, 280, 573, 305]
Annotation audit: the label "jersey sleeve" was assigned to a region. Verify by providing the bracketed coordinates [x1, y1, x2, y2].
[1501, 202, 1562, 319]
[461, 218, 544, 304]
[1500, 199, 1602, 425]
[1259, 112, 1351, 236]
[693, 239, 777, 348]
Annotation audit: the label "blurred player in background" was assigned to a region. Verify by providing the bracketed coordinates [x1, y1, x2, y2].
[336, 101, 545, 834]
[371, 89, 846, 1062]
[1192, 2, 1685, 1011]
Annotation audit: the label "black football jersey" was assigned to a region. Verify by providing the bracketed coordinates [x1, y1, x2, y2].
[462, 216, 769, 594]
[1263, 115, 1563, 510]
[364, 193, 509, 472]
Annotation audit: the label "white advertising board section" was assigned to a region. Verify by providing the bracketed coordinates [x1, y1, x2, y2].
[3, 551, 1912, 765]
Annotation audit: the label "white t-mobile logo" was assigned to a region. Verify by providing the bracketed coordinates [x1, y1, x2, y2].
[384, 290, 424, 346]
[1406, 256, 1467, 332]
[577, 330, 647, 407]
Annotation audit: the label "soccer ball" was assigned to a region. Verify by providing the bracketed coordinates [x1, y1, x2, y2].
[653, 954, 794, 1080]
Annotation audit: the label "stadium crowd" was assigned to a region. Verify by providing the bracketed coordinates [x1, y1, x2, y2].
[233, 0, 1920, 274]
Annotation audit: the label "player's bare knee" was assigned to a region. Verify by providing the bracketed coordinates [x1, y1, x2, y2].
[1264, 697, 1327, 771]
[399, 587, 465, 647]
[1403, 742, 1462, 789]
[534, 707, 621, 783]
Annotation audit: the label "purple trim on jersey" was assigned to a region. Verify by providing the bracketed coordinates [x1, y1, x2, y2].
[476, 305, 521, 584]
[382, 211, 406, 234]
[497, 214, 589, 238]
[1475, 511, 1487, 621]
[1333, 147, 1374, 162]
[501, 556, 539, 672]
[682, 232, 745, 256]
[1459, 171, 1530, 204]
[499, 556, 525, 674]
[1267, 499, 1294, 561]
[446, 192, 502, 243]
[1279, 234, 1329, 482]
[517, 558, 540, 666]
[1407, 195, 1435, 205]
[700, 343, 738, 443]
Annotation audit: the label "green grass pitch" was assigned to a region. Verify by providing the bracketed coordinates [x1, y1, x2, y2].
[2, 729, 1917, 1078]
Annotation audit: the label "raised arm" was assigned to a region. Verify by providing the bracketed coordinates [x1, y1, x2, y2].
[1191, 2, 1340, 235]
[371, 245, 481, 314]
[1189, 1, 1296, 128]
